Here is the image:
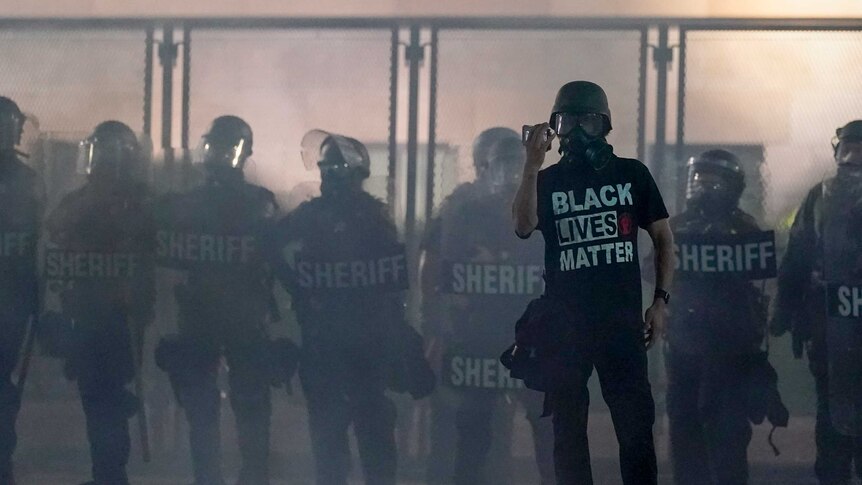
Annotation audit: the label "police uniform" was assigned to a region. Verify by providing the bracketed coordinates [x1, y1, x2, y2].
[46, 180, 155, 485]
[0, 153, 42, 484]
[155, 180, 278, 485]
[777, 173, 862, 484]
[273, 190, 404, 485]
[666, 207, 765, 485]
[775, 121, 862, 485]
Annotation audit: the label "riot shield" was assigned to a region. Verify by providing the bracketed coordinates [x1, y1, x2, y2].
[428, 184, 545, 392]
[152, 186, 276, 339]
[822, 172, 862, 436]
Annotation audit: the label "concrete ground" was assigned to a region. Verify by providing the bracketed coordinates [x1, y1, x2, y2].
[9, 393, 836, 485]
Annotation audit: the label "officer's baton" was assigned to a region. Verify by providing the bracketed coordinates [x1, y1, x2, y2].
[16, 314, 38, 393]
[129, 323, 151, 462]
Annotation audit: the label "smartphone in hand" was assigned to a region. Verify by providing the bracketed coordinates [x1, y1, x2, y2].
[522, 125, 554, 151]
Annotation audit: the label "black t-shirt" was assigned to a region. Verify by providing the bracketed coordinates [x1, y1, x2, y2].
[530, 156, 668, 324]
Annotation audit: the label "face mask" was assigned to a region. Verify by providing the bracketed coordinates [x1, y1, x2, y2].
[688, 190, 736, 213]
[206, 163, 244, 186]
[320, 169, 362, 199]
[559, 126, 614, 170]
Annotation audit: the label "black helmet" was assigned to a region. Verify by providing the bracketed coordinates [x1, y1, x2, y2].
[472, 127, 522, 172]
[833, 120, 862, 164]
[301, 130, 370, 198]
[0, 96, 24, 153]
[197, 115, 253, 172]
[78, 120, 146, 184]
[836, 120, 862, 143]
[685, 149, 745, 211]
[300, 129, 370, 178]
[550, 81, 612, 133]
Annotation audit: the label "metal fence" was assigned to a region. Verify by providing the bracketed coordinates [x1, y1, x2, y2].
[2, 16, 862, 415]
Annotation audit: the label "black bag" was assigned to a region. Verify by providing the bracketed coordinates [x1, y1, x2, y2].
[745, 351, 789, 426]
[388, 323, 436, 399]
[744, 351, 789, 456]
[500, 296, 583, 393]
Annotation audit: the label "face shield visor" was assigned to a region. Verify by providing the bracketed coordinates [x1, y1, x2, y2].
[0, 109, 24, 153]
[836, 139, 862, 167]
[195, 135, 251, 171]
[77, 133, 149, 184]
[301, 129, 370, 176]
[477, 138, 524, 192]
[685, 168, 739, 211]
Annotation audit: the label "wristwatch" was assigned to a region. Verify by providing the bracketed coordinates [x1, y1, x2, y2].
[654, 288, 670, 304]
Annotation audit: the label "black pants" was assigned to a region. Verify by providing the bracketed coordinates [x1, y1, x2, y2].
[811, 358, 862, 485]
[549, 325, 657, 485]
[300, 359, 396, 485]
[427, 389, 555, 485]
[174, 338, 272, 485]
[66, 319, 137, 485]
[0, 316, 26, 483]
[665, 352, 752, 485]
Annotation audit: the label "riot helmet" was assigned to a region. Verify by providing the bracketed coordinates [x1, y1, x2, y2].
[300, 129, 370, 198]
[833, 120, 862, 166]
[472, 127, 524, 192]
[0, 96, 24, 155]
[196, 115, 253, 182]
[550, 81, 614, 169]
[685, 149, 745, 213]
[78, 120, 148, 187]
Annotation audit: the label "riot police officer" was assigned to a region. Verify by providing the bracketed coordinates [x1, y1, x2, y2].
[154, 116, 278, 485]
[0, 97, 43, 485]
[272, 131, 413, 485]
[773, 120, 862, 485]
[666, 150, 768, 484]
[44, 120, 154, 485]
[422, 127, 554, 485]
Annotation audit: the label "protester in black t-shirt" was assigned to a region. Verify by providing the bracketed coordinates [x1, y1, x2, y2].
[512, 81, 674, 485]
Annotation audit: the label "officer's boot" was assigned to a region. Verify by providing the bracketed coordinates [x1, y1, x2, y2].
[1, 469, 14, 485]
[182, 382, 225, 485]
[232, 392, 272, 485]
[354, 394, 397, 485]
[0, 378, 20, 485]
[81, 388, 136, 485]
